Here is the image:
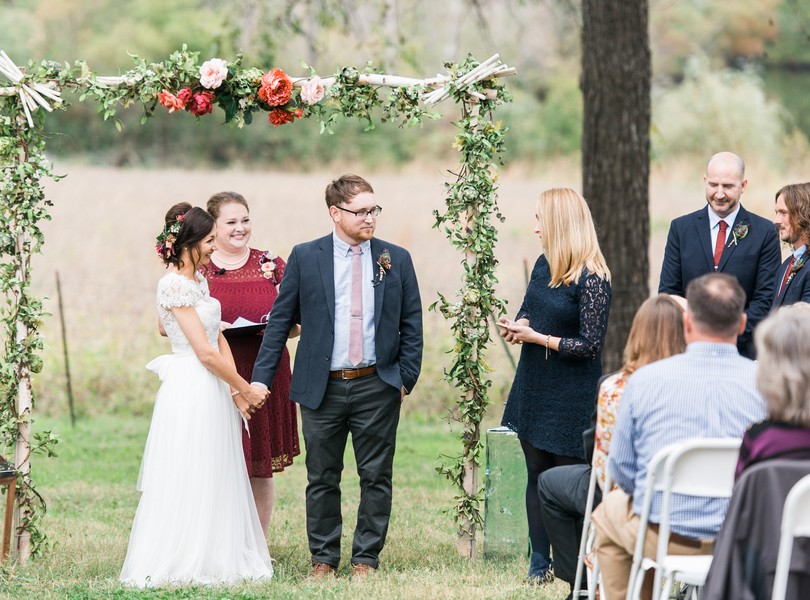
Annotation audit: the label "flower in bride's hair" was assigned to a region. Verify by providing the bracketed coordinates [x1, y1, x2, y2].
[199, 58, 228, 89]
[258, 68, 293, 107]
[300, 76, 325, 105]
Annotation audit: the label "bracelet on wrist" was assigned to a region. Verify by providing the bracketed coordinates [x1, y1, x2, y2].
[231, 390, 241, 397]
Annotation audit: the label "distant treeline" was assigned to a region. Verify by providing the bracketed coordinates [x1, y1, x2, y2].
[4, 0, 807, 168]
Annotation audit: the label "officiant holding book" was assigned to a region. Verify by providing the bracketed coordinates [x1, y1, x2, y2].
[205, 191, 300, 535]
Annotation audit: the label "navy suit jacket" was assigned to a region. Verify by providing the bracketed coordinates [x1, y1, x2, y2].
[772, 250, 810, 309]
[252, 234, 423, 410]
[658, 205, 781, 358]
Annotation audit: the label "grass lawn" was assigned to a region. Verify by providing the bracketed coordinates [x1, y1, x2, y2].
[0, 413, 570, 599]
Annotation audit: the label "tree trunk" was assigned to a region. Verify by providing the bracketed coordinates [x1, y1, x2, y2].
[581, 0, 651, 372]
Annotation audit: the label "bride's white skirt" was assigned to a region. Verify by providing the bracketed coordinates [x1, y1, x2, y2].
[119, 353, 273, 587]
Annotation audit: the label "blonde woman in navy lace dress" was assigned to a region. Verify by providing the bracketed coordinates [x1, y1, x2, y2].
[498, 188, 612, 583]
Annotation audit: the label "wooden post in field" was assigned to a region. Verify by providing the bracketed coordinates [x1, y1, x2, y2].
[13, 236, 32, 563]
[55, 272, 76, 427]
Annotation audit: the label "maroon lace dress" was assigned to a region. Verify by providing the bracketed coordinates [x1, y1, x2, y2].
[206, 248, 300, 478]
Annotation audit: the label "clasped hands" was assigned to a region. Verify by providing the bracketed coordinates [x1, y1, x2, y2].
[496, 317, 534, 345]
[232, 385, 270, 420]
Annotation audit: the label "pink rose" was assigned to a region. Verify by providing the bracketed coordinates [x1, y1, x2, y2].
[177, 88, 193, 104]
[199, 58, 228, 89]
[188, 91, 215, 116]
[261, 261, 276, 279]
[157, 90, 185, 113]
[300, 76, 325, 105]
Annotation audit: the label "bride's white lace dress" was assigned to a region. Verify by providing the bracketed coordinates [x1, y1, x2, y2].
[120, 272, 273, 587]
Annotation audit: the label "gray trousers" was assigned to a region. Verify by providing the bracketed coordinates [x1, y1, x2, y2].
[301, 373, 401, 568]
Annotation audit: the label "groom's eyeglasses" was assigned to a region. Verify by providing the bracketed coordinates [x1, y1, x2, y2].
[336, 205, 383, 219]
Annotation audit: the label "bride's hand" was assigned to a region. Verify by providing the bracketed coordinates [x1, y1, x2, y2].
[232, 392, 252, 420]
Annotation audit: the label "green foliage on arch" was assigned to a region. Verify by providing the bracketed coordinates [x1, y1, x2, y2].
[0, 48, 511, 555]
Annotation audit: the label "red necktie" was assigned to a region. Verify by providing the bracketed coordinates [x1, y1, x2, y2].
[778, 255, 796, 298]
[713, 221, 727, 270]
[349, 245, 363, 366]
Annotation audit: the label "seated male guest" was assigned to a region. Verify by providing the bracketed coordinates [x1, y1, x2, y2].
[771, 182, 810, 309]
[591, 273, 766, 600]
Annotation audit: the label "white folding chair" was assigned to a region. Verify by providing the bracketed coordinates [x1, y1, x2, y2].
[572, 464, 611, 599]
[627, 438, 741, 600]
[771, 474, 810, 600]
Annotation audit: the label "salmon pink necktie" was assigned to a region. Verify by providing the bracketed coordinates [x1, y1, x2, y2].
[713, 220, 727, 271]
[349, 245, 363, 366]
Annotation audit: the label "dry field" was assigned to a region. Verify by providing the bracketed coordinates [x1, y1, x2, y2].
[31, 159, 793, 419]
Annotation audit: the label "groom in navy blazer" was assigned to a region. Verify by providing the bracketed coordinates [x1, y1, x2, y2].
[771, 182, 810, 309]
[251, 174, 422, 578]
[659, 152, 781, 358]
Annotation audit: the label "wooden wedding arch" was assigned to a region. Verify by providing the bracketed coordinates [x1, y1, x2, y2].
[0, 48, 514, 561]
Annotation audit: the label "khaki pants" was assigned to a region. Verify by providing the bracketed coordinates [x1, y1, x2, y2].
[591, 489, 713, 600]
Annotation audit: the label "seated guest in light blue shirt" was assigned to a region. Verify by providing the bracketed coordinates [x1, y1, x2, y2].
[771, 182, 810, 309]
[591, 273, 766, 600]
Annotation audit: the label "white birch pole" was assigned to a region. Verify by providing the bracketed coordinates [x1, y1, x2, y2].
[13, 235, 32, 562]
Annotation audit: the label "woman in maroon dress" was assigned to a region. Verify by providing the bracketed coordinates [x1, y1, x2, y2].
[205, 191, 300, 535]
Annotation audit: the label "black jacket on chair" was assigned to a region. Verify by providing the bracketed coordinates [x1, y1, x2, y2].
[702, 459, 810, 600]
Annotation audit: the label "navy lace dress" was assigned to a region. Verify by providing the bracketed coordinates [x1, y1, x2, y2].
[501, 255, 612, 459]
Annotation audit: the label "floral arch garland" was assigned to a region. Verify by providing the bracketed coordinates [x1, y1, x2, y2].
[0, 48, 514, 561]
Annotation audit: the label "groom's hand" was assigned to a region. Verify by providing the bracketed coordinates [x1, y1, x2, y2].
[245, 384, 270, 410]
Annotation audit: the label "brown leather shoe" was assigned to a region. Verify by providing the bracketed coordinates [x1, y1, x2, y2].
[351, 563, 375, 579]
[309, 562, 338, 578]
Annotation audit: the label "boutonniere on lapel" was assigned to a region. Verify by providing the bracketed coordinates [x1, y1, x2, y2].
[785, 255, 807, 287]
[373, 248, 391, 288]
[259, 250, 279, 283]
[727, 223, 749, 247]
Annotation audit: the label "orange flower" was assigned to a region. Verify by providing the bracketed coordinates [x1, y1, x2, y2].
[258, 68, 292, 107]
[157, 90, 186, 113]
[268, 108, 295, 127]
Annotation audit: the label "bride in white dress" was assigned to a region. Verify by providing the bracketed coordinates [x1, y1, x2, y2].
[120, 203, 273, 587]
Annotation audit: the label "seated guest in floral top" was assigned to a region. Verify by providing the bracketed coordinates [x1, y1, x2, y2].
[538, 294, 686, 599]
[735, 303, 810, 480]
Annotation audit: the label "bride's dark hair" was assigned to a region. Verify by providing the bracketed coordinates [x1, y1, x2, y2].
[158, 203, 215, 271]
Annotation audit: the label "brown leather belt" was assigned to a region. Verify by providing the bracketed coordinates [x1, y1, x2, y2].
[328, 365, 376, 380]
[648, 523, 711, 549]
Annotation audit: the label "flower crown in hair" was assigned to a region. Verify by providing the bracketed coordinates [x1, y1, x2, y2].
[155, 214, 185, 258]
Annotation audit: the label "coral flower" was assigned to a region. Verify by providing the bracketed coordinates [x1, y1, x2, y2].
[258, 68, 293, 107]
[268, 108, 295, 127]
[157, 90, 186, 113]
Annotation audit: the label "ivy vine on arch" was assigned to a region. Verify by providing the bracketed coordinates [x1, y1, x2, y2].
[0, 48, 513, 560]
